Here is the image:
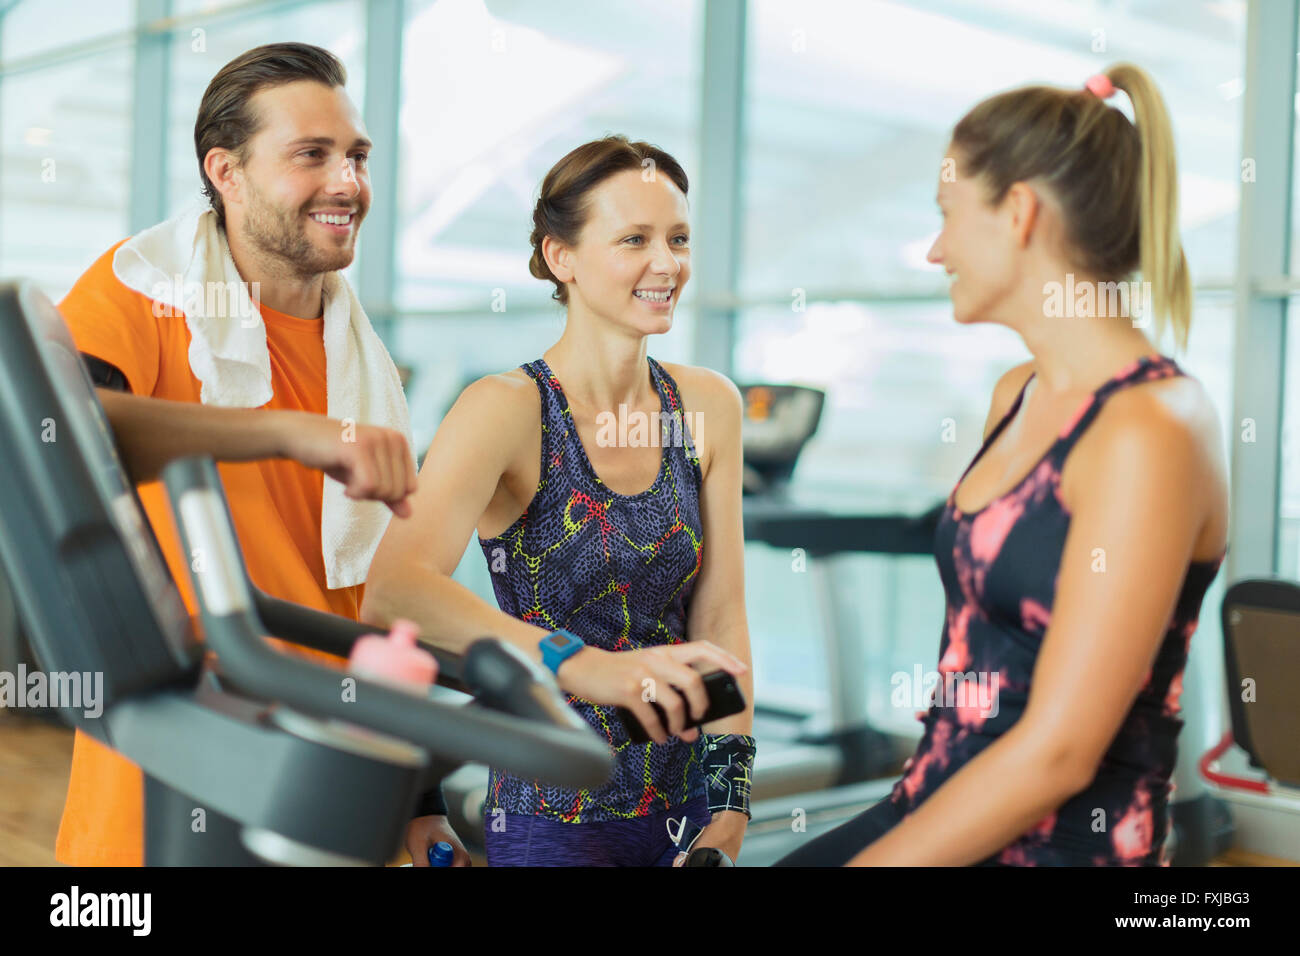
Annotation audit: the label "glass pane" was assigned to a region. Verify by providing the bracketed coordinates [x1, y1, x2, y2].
[735, 300, 1028, 502]
[393, 0, 702, 316]
[172, 0, 259, 15]
[742, 0, 1247, 302]
[1279, 297, 1300, 578]
[0, 49, 133, 298]
[0, 0, 133, 62]
[743, 541, 832, 712]
[1290, 10, 1300, 277]
[1179, 293, 1236, 461]
[395, 309, 566, 452]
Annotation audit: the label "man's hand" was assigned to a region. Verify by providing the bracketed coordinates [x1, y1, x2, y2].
[672, 810, 746, 866]
[279, 413, 418, 517]
[404, 815, 472, 867]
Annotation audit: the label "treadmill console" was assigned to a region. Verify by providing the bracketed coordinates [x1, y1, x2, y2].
[740, 383, 826, 495]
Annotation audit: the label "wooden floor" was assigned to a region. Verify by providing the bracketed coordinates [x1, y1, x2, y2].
[1, 710, 1291, 867]
[1, 712, 74, 865]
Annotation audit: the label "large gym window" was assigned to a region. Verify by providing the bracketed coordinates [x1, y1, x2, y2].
[390, 0, 702, 367]
[0, 46, 133, 296]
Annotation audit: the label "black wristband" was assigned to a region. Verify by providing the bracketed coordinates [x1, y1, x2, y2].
[412, 784, 449, 818]
[701, 733, 756, 819]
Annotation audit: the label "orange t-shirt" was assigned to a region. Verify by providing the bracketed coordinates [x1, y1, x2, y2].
[54, 240, 365, 866]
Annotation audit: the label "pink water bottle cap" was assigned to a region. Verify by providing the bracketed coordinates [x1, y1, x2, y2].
[348, 619, 437, 693]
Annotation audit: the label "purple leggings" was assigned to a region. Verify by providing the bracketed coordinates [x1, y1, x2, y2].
[483, 795, 711, 867]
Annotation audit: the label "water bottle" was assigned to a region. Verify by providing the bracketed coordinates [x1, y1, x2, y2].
[347, 620, 439, 868]
[348, 619, 437, 692]
[427, 842, 454, 867]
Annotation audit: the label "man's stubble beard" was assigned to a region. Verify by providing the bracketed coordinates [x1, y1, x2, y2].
[240, 182, 359, 280]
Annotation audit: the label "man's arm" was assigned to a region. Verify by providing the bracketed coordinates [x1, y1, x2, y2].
[95, 387, 417, 516]
[96, 388, 292, 482]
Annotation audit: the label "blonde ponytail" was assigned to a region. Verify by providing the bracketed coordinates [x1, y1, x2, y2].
[1108, 63, 1192, 350]
[951, 62, 1193, 350]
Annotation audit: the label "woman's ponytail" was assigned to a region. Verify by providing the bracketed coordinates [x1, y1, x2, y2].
[951, 61, 1193, 350]
[1108, 63, 1192, 350]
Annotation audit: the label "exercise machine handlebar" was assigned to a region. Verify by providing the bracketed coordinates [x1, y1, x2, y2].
[160, 454, 612, 789]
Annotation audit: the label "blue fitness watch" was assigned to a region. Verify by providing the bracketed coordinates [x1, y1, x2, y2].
[539, 629, 584, 676]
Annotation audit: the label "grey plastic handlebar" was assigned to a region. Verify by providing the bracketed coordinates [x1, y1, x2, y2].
[160, 455, 612, 788]
[251, 587, 469, 693]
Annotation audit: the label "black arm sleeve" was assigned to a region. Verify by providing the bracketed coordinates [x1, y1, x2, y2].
[413, 784, 449, 818]
[81, 353, 130, 392]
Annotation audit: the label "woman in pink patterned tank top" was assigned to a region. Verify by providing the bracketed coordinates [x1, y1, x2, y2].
[775, 63, 1229, 868]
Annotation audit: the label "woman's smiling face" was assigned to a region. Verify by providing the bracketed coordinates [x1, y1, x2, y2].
[556, 168, 691, 334]
[926, 150, 1025, 327]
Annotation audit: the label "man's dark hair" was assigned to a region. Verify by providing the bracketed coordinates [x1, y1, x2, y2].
[194, 42, 347, 228]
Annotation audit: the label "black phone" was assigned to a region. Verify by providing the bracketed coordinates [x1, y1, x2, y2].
[617, 669, 746, 743]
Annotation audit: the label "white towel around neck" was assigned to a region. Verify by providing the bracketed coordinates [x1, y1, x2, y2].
[111, 195, 413, 590]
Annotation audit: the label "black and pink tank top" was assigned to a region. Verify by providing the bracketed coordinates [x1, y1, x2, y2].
[893, 354, 1225, 865]
[478, 357, 706, 822]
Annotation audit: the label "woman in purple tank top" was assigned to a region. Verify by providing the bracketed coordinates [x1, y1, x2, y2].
[365, 136, 754, 866]
[777, 63, 1229, 866]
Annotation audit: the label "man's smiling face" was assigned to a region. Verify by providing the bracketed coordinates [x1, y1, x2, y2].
[225, 80, 372, 279]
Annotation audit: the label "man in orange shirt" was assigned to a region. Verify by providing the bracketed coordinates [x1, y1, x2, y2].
[55, 42, 467, 866]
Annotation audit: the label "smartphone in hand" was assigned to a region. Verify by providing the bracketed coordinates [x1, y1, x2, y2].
[617, 669, 746, 743]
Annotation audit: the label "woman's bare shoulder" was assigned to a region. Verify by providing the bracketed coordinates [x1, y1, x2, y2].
[436, 368, 541, 460]
[656, 361, 742, 414]
[1100, 372, 1223, 458]
[1070, 371, 1228, 556]
[454, 367, 540, 413]
[655, 362, 742, 477]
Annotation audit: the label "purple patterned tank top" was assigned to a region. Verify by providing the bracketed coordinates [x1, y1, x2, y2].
[478, 357, 706, 822]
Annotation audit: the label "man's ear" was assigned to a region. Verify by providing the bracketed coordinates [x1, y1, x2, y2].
[1004, 181, 1041, 249]
[204, 147, 243, 214]
[542, 234, 574, 284]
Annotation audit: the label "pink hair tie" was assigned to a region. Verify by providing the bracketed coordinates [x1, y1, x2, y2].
[1085, 73, 1115, 99]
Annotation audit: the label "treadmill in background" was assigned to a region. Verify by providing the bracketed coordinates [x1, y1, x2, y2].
[740, 382, 941, 801]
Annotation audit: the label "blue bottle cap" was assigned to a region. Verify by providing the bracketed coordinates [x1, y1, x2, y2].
[427, 841, 455, 866]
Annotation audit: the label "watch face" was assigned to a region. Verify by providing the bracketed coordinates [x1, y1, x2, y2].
[553, 631, 576, 649]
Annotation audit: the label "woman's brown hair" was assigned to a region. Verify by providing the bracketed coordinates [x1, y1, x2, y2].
[529, 135, 689, 305]
[950, 62, 1191, 349]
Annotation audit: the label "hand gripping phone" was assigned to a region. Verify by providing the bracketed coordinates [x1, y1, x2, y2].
[617, 668, 746, 743]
